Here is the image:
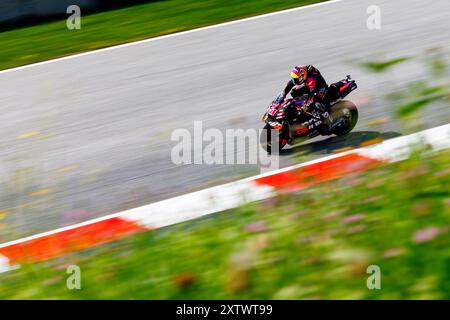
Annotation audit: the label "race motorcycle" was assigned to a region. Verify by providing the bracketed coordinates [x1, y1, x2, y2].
[260, 75, 358, 153]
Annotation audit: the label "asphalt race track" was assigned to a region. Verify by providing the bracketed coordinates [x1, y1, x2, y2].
[0, 0, 449, 240]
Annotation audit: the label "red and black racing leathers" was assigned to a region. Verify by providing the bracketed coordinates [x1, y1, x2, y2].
[281, 65, 327, 99]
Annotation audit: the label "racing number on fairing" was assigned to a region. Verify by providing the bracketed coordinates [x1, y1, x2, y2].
[267, 105, 278, 116]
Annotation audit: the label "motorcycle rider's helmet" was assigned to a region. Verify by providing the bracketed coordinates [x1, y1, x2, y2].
[290, 65, 307, 85]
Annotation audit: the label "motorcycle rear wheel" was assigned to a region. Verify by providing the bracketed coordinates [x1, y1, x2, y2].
[329, 100, 358, 136]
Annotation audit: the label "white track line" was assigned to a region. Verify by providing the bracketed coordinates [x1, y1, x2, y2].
[0, 254, 11, 272]
[0, 0, 343, 75]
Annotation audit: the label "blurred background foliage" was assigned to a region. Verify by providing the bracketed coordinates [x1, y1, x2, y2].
[359, 52, 450, 125]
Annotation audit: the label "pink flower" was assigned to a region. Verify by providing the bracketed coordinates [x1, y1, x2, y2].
[363, 195, 384, 204]
[412, 227, 441, 243]
[245, 221, 268, 233]
[323, 210, 345, 221]
[54, 263, 71, 271]
[42, 276, 64, 286]
[383, 248, 404, 258]
[347, 224, 367, 234]
[435, 168, 450, 177]
[342, 214, 366, 224]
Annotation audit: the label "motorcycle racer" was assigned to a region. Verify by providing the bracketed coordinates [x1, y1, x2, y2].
[275, 65, 338, 135]
[276, 65, 327, 102]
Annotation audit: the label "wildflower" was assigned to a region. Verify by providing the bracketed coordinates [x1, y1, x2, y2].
[412, 227, 441, 243]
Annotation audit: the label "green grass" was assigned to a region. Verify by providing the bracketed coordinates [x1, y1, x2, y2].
[1, 149, 449, 299]
[0, 0, 323, 71]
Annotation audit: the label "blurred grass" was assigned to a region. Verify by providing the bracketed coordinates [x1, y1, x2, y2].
[1, 149, 449, 299]
[394, 82, 450, 118]
[0, 0, 323, 71]
[359, 57, 411, 73]
[358, 53, 450, 127]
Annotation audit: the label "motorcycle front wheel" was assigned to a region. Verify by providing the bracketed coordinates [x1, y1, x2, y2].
[260, 123, 288, 154]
